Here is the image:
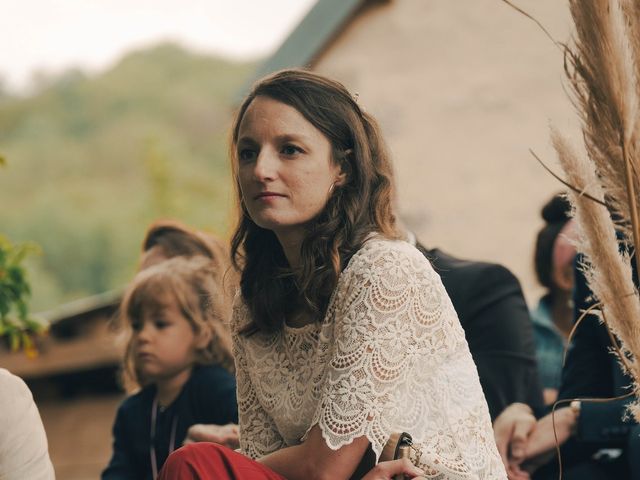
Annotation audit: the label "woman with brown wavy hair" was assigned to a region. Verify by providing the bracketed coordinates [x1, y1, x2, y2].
[159, 69, 505, 480]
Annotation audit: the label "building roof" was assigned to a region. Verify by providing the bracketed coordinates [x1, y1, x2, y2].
[235, 0, 376, 100]
[39, 288, 122, 326]
[0, 290, 124, 379]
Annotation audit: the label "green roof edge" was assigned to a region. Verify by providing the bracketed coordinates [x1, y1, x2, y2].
[234, 0, 369, 102]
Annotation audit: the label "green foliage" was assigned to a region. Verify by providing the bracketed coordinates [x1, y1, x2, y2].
[0, 43, 257, 311]
[0, 235, 45, 353]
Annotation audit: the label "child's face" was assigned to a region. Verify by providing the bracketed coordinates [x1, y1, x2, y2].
[131, 290, 198, 382]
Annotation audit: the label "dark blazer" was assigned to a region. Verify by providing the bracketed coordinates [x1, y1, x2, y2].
[417, 244, 544, 420]
[559, 262, 635, 443]
[536, 256, 639, 479]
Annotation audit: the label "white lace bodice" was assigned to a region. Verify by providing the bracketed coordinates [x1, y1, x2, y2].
[232, 238, 506, 479]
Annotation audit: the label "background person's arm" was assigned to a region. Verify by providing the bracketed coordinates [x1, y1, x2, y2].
[0, 369, 55, 480]
[464, 263, 543, 419]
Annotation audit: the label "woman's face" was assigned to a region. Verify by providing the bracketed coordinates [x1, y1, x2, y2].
[552, 219, 577, 292]
[236, 96, 343, 242]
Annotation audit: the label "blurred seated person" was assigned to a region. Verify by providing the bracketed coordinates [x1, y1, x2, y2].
[138, 220, 240, 450]
[531, 194, 577, 405]
[139, 219, 225, 269]
[139, 219, 238, 333]
[494, 254, 639, 480]
[139, 218, 237, 276]
[0, 368, 55, 480]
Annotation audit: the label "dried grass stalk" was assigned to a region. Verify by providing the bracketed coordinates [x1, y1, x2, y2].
[558, 0, 640, 419]
[566, 0, 640, 241]
[552, 131, 640, 414]
[621, 0, 640, 84]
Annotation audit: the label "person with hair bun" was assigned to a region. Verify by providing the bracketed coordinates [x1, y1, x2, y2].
[531, 193, 577, 405]
[159, 69, 505, 480]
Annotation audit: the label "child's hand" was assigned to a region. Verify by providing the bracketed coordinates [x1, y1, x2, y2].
[184, 423, 240, 449]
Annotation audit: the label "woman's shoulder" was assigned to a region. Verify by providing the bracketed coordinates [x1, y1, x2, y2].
[329, 236, 439, 310]
[229, 288, 251, 333]
[344, 236, 433, 277]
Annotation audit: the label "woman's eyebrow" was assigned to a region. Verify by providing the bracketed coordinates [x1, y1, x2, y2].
[236, 137, 259, 147]
[273, 133, 310, 144]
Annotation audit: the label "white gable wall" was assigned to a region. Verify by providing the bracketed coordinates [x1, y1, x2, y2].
[314, 0, 579, 303]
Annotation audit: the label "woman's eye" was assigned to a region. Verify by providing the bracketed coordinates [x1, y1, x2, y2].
[131, 321, 142, 332]
[281, 145, 302, 156]
[238, 149, 257, 162]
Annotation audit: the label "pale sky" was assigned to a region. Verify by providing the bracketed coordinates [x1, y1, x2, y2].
[1, 0, 317, 92]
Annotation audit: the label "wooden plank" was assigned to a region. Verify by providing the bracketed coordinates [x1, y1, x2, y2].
[0, 330, 124, 379]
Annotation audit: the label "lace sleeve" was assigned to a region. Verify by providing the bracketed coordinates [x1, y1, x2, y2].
[232, 302, 287, 459]
[305, 240, 505, 478]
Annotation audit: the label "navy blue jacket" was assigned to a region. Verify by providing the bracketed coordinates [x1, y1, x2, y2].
[102, 365, 238, 480]
[534, 255, 639, 479]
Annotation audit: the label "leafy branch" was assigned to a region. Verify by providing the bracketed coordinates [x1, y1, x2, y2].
[0, 235, 45, 355]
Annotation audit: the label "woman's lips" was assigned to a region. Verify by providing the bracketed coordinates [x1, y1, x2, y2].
[254, 192, 285, 200]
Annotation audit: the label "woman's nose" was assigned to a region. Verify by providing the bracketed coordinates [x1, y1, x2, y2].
[253, 149, 278, 182]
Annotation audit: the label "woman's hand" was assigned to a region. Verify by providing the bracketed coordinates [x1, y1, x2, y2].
[501, 406, 577, 478]
[493, 403, 537, 468]
[361, 459, 426, 480]
[184, 423, 240, 449]
[520, 407, 576, 470]
[505, 461, 531, 480]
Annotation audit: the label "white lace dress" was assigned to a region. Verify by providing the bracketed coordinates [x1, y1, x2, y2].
[232, 237, 506, 479]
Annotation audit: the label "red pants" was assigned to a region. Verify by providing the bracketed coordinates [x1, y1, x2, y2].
[158, 443, 287, 480]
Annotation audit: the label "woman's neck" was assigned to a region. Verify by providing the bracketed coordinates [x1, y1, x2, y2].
[276, 228, 319, 328]
[275, 229, 304, 271]
[286, 307, 318, 328]
[155, 367, 193, 408]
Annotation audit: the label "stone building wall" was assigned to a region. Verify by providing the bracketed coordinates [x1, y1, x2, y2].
[314, 0, 580, 303]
